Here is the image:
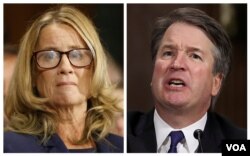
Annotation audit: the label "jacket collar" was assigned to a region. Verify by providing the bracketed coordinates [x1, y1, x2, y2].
[44, 134, 68, 152]
[131, 109, 157, 152]
[130, 110, 224, 153]
[199, 112, 225, 152]
[44, 133, 120, 153]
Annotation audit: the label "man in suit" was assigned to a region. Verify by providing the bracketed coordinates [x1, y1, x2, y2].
[127, 7, 246, 153]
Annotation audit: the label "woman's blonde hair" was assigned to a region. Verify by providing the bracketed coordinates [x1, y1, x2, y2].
[5, 5, 121, 144]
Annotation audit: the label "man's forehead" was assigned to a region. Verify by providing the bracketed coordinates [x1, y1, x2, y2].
[160, 23, 214, 50]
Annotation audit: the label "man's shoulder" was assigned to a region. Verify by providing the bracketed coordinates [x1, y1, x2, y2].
[128, 111, 147, 123]
[128, 111, 149, 126]
[4, 131, 45, 152]
[209, 112, 247, 139]
[127, 110, 157, 153]
[127, 110, 154, 134]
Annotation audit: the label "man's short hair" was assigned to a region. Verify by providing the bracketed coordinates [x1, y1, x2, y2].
[151, 7, 232, 80]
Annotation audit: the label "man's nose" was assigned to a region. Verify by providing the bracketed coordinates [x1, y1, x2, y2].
[170, 52, 186, 71]
[57, 54, 74, 74]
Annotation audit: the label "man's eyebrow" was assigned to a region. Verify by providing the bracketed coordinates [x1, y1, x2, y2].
[160, 44, 205, 52]
[186, 46, 204, 53]
[160, 44, 177, 50]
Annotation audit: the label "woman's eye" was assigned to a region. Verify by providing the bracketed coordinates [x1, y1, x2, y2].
[38, 51, 56, 61]
[70, 51, 83, 60]
[46, 53, 56, 59]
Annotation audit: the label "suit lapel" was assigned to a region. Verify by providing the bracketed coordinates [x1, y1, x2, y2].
[199, 112, 224, 153]
[128, 110, 157, 152]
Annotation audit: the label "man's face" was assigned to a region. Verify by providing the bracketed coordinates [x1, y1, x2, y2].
[151, 22, 222, 113]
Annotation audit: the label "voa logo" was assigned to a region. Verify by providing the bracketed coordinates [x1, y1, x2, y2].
[226, 144, 246, 151]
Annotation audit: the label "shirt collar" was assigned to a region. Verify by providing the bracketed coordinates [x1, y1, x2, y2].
[154, 109, 207, 152]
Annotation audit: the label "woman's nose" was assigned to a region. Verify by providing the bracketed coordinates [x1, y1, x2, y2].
[57, 54, 74, 74]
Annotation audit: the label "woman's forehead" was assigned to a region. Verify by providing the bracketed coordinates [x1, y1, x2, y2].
[36, 23, 87, 51]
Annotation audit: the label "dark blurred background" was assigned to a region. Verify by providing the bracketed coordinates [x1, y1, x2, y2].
[4, 4, 123, 70]
[127, 4, 247, 129]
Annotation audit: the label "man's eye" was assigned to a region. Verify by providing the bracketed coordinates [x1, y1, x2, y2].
[162, 51, 173, 57]
[191, 53, 202, 61]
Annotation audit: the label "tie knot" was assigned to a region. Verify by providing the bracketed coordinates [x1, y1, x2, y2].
[168, 131, 184, 153]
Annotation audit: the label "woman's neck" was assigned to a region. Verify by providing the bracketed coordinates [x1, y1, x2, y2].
[56, 103, 92, 149]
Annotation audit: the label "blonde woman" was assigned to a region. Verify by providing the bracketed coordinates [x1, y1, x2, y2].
[4, 5, 123, 153]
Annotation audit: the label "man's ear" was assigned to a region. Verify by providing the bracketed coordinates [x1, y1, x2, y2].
[211, 73, 223, 96]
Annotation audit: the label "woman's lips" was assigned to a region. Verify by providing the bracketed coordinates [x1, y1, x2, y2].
[56, 82, 76, 86]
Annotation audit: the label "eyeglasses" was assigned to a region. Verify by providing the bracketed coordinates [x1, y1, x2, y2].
[33, 48, 93, 69]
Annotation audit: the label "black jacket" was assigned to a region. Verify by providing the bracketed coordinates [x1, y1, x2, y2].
[127, 110, 246, 153]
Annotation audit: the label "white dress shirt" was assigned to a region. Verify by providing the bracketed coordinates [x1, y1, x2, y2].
[154, 109, 207, 153]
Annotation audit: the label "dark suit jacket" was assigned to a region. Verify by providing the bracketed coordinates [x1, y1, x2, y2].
[4, 131, 123, 153]
[127, 110, 247, 153]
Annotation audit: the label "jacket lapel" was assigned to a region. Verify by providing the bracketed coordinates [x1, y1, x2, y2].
[199, 112, 224, 153]
[44, 134, 68, 152]
[128, 110, 157, 152]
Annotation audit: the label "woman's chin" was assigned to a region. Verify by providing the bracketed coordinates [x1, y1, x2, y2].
[51, 95, 85, 106]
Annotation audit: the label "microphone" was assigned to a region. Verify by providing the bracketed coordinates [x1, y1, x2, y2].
[193, 129, 203, 153]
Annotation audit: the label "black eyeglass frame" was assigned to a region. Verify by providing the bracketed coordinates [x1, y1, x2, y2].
[32, 48, 93, 69]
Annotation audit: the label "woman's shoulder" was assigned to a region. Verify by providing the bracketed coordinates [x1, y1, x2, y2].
[4, 131, 45, 153]
[96, 133, 123, 153]
[4, 131, 39, 143]
[105, 133, 123, 144]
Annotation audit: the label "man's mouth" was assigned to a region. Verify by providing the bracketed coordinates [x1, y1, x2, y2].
[168, 79, 186, 87]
